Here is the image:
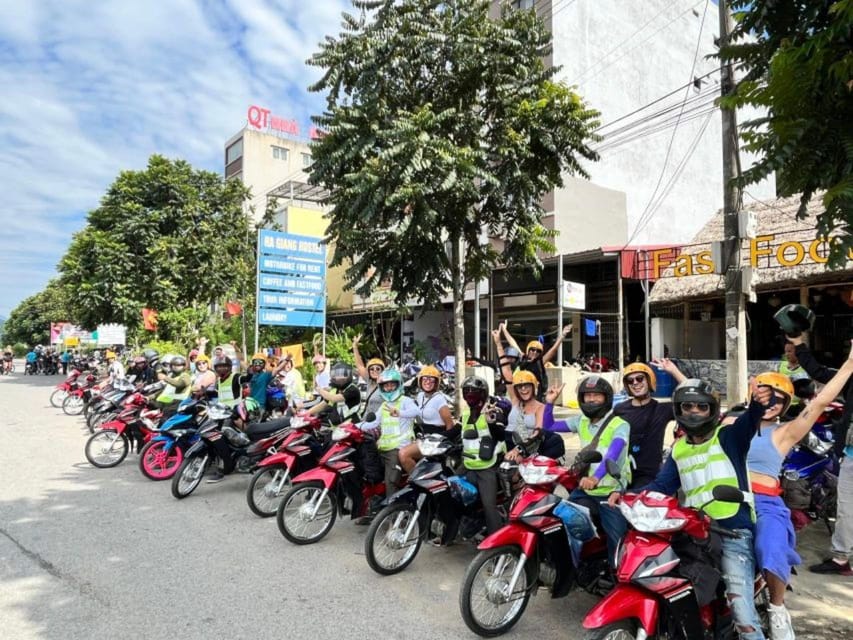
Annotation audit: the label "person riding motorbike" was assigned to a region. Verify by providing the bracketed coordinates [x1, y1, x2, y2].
[105, 350, 125, 385]
[748, 357, 853, 640]
[309, 361, 362, 425]
[213, 355, 240, 407]
[154, 355, 192, 419]
[610, 378, 776, 640]
[190, 354, 216, 397]
[352, 333, 385, 417]
[398, 365, 457, 473]
[237, 353, 286, 411]
[459, 375, 507, 534]
[504, 370, 565, 462]
[360, 369, 418, 501]
[612, 360, 686, 488]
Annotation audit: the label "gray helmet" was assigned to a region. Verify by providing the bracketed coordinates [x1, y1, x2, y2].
[672, 378, 720, 438]
[577, 375, 613, 421]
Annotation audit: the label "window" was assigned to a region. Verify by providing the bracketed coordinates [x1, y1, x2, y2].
[301, 152, 312, 168]
[225, 138, 243, 165]
[512, 0, 535, 9]
[272, 145, 289, 161]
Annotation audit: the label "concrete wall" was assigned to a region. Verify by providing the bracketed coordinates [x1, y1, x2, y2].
[546, 0, 776, 246]
[551, 176, 627, 253]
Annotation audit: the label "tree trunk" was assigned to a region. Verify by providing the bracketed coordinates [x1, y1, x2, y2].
[450, 232, 465, 416]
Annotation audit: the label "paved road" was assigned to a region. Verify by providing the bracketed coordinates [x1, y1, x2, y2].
[0, 369, 850, 640]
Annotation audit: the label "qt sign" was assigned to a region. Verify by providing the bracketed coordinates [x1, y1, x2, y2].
[247, 105, 323, 139]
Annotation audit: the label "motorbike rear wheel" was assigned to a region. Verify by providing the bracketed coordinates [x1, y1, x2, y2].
[581, 621, 641, 640]
[171, 453, 208, 499]
[459, 546, 531, 637]
[138, 440, 184, 480]
[62, 394, 85, 416]
[365, 502, 423, 575]
[85, 430, 130, 468]
[247, 465, 292, 518]
[50, 389, 68, 408]
[277, 481, 336, 545]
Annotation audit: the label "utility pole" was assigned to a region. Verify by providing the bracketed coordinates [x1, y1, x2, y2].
[720, 0, 747, 404]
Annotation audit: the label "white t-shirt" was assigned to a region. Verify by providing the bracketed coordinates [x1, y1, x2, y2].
[109, 361, 126, 381]
[416, 391, 449, 427]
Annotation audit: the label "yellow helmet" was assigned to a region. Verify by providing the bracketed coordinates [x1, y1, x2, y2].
[526, 341, 544, 353]
[755, 371, 794, 415]
[366, 358, 385, 370]
[195, 354, 211, 365]
[512, 369, 538, 390]
[105, 350, 116, 360]
[622, 363, 657, 393]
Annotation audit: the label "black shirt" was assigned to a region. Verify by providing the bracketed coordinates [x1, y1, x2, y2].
[331, 384, 362, 425]
[613, 398, 672, 486]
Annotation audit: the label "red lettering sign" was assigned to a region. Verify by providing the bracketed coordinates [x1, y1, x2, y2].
[249, 105, 300, 136]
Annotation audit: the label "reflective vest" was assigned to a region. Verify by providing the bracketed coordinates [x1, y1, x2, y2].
[462, 414, 504, 471]
[378, 398, 414, 452]
[156, 374, 190, 404]
[217, 374, 237, 407]
[671, 426, 754, 521]
[577, 414, 632, 496]
[336, 384, 360, 422]
[778, 361, 806, 405]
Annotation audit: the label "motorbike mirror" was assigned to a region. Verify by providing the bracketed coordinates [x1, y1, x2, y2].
[605, 458, 621, 479]
[711, 485, 744, 504]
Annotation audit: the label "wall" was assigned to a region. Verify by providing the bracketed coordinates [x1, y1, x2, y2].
[676, 359, 781, 398]
[548, 0, 776, 246]
[551, 176, 627, 253]
[651, 317, 724, 359]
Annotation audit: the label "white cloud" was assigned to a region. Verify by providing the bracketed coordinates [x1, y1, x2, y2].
[0, 0, 350, 316]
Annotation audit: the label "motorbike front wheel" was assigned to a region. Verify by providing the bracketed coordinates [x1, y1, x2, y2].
[365, 502, 423, 575]
[581, 621, 641, 640]
[277, 481, 336, 545]
[50, 389, 68, 408]
[139, 440, 184, 480]
[247, 465, 292, 518]
[459, 546, 531, 637]
[171, 453, 208, 499]
[85, 430, 129, 468]
[62, 394, 85, 416]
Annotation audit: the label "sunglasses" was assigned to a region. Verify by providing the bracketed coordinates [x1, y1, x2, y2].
[680, 402, 710, 412]
[368, 366, 383, 372]
[527, 348, 542, 354]
[625, 375, 646, 385]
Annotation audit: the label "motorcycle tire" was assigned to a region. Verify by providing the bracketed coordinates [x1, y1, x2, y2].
[459, 546, 531, 637]
[88, 411, 117, 434]
[138, 440, 184, 481]
[581, 621, 641, 640]
[85, 430, 130, 468]
[277, 481, 336, 545]
[50, 389, 68, 408]
[171, 453, 209, 499]
[247, 464, 292, 518]
[62, 394, 85, 416]
[364, 502, 423, 576]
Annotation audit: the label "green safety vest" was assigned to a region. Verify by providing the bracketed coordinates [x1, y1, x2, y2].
[671, 426, 754, 521]
[217, 374, 237, 407]
[378, 398, 414, 452]
[462, 414, 505, 471]
[156, 374, 190, 404]
[577, 414, 632, 496]
[778, 361, 806, 405]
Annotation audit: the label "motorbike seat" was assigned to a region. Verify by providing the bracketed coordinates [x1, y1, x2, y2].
[245, 417, 290, 440]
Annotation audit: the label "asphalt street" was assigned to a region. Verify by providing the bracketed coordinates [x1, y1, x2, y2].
[1, 367, 850, 640]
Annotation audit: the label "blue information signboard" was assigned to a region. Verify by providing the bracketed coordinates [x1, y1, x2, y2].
[256, 230, 326, 329]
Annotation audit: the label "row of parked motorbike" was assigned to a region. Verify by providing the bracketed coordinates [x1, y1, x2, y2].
[48, 366, 842, 640]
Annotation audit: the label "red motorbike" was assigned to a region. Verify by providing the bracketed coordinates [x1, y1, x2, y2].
[581, 487, 770, 640]
[459, 451, 608, 637]
[49, 369, 83, 408]
[276, 416, 385, 545]
[84, 392, 162, 468]
[246, 413, 324, 517]
[61, 374, 99, 416]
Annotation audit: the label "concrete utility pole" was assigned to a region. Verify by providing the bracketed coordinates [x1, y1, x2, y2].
[719, 0, 747, 403]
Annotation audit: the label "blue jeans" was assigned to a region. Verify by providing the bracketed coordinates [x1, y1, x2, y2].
[569, 488, 628, 568]
[720, 529, 766, 640]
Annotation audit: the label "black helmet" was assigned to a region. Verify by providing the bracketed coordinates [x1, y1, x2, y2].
[143, 348, 159, 362]
[773, 304, 815, 338]
[577, 375, 613, 421]
[213, 355, 232, 369]
[461, 376, 489, 411]
[329, 361, 354, 390]
[170, 355, 187, 371]
[672, 378, 720, 438]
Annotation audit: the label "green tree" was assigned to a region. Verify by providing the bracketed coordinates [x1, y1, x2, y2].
[1, 279, 71, 346]
[58, 155, 257, 339]
[308, 0, 600, 404]
[720, 0, 853, 263]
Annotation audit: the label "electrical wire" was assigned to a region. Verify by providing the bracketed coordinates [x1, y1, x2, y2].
[595, 104, 719, 154]
[596, 88, 718, 142]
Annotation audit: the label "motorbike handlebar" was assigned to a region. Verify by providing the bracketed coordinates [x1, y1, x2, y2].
[708, 523, 742, 539]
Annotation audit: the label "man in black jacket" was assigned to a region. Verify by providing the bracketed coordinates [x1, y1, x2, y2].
[789, 334, 853, 576]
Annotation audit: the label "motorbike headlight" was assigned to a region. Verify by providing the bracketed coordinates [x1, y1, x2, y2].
[290, 416, 308, 429]
[618, 501, 686, 533]
[805, 431, 833, 456]
[331, 427, 348, 442]
[518, 463, 560, 486]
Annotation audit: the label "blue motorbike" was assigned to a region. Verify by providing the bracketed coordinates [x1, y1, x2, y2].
[137, 399, 204, 481]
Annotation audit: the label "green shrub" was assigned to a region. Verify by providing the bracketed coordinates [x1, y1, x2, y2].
[13, 342, 28, 357]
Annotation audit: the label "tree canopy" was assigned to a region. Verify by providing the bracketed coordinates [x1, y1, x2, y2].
[57, 155, 256, 334]
[721, 0, 853, 264]
[308, 0, 601, 309]
[1, 280, 70, 346]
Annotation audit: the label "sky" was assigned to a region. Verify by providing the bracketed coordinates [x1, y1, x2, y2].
[0, 0, 351, 317]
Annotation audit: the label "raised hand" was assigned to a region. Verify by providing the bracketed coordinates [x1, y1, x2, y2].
[545, 383, 565, 404]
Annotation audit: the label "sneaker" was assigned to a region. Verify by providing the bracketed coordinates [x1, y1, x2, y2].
[353, 515, 373, 526]
[809, 558, 853, 576]
[205, 471, 226, 484]
[768, 603, 795, 640]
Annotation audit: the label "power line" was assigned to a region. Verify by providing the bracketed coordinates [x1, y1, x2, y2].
[596, 102, 718, 154]
[622, 0, 711, 248]
[596, 88, 718, 142]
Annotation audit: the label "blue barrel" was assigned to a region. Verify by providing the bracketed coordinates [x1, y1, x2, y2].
[653, 367, 675, 399]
